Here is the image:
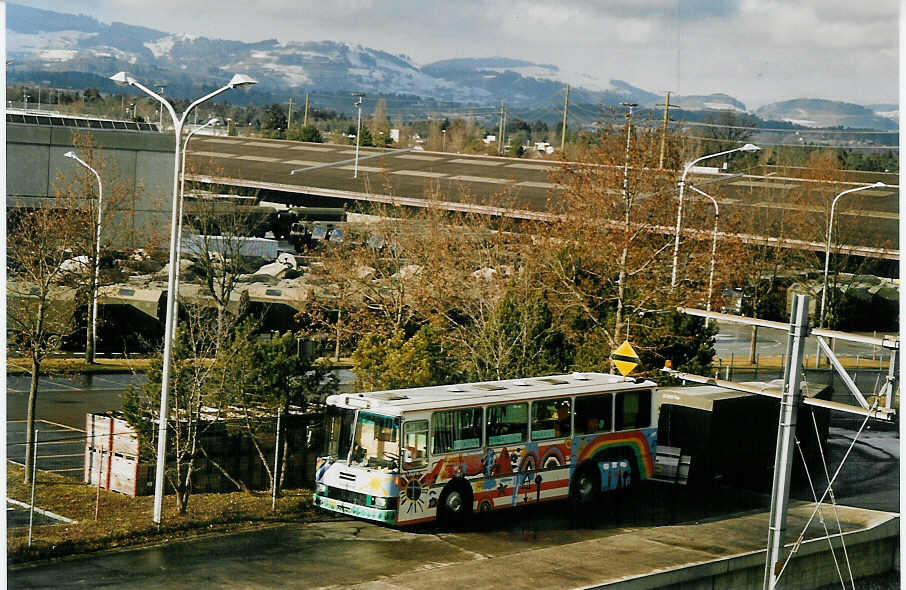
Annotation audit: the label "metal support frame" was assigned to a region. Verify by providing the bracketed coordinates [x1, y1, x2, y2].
[663, 302, 897, 590]
[763, 294, 809, 590]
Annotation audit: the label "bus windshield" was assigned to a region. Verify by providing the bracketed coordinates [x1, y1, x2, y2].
[324, 405, 355, 461]
[349, 412, 399, 470]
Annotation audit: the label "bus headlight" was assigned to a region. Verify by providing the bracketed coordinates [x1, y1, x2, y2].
[373, 496, 387, 508]
[316, 483, 327, 495]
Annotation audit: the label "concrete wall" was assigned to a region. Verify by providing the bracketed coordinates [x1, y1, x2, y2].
[598, 514, 898, 590]
[6, 123, 174, 248]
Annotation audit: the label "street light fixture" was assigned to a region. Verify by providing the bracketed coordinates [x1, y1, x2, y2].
[109, 71, 256, 525]
[63, 151, 103, 364]
[670, 143, 759, 288]
[352, 93, 364, 179]
[686, 185, 720, 314]
[819, 182, 885, 328]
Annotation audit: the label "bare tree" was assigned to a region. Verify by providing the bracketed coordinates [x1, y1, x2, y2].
[8, 206, 86, 482]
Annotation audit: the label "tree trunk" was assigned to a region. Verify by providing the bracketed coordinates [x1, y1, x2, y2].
[24, 359, 40, 484]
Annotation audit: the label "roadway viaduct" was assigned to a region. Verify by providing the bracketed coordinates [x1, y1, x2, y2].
[185, 135, 899, 261]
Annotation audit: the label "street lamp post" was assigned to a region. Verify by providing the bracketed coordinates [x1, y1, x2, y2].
[171, 117, 221, 333]
[687, 185, 720, 313]
[670, 143, 759, 288]
[353, 93, 364, 179]
[109, 71, 256, 525]
[819, 182, 885, 328]
[63, 151, 103, 364]
[441, 128, 446, 151]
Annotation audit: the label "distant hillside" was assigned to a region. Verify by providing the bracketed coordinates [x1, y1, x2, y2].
[755, 99, 898, 130]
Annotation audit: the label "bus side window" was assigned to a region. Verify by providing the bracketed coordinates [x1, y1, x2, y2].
[574, 394, 612, 435]
[531, 397, 571, 440]
[403, 420, 428, 468]
[487, 402, 528, 445]
[616, 390, 652, 430]
[432, 408, 482, 454]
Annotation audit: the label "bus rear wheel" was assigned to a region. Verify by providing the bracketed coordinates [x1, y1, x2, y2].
[438, 480, 472, 529]
[571, 463, 600, 506]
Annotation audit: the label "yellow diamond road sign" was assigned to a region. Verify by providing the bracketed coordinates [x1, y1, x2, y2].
[612, 341, 639, 376]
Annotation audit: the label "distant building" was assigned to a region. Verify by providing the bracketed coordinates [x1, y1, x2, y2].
[483, 134, 497, 145]
[390, 128, 400, 143]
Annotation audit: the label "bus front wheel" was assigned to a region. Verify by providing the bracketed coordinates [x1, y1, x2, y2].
[438, 480, 472, 529]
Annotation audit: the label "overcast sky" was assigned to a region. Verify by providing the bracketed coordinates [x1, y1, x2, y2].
[16, 0, 899, 108]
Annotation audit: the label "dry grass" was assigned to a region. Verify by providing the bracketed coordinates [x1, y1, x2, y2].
[7, 463, 327, 564]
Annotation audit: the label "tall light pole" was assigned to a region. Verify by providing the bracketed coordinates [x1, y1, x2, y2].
[63, 151, 103, 364]
[687, 185, 720, 314]
[172, 118, 221, 333]
[670, 143, 759, 288]
[109, 71, 256, 525]
[819, 182, 885, 328]
[352, 93, 364, 179]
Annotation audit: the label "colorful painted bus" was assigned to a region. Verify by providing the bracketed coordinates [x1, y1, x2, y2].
[314, 372, 657, 526]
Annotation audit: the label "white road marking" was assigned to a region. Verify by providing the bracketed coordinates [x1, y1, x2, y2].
[244, 141, 283, 148]
[392, 170, 448, 178]
[236, 155, 281, 162]
[289, 145, 336, 152]
[337, 165, 387, 173]
[395, 154, 444, 162]
[449, 158, 504, 167]
[283, 160, 324, 167]
[339, 149, 383, 156]
[516, 181, 561, 189]
[191, 151, 237, 158]
[203, 138, 239, 144]
[506, 163, 556, 171]
[730, 180, 796, 190]
[451, 175, 514, 185]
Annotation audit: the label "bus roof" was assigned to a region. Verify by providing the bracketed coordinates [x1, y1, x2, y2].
[325, 372, 656, 417]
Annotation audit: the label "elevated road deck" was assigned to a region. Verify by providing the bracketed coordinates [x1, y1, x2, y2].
[186, 136, 899, 260]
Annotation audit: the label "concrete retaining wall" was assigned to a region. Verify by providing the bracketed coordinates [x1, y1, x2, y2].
[597, 513, 898, 590]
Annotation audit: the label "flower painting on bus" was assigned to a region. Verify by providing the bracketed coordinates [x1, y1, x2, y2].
[313, 373, 658, 527]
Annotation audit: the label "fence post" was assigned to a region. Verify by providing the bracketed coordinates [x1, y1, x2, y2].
[727, 352, 734, 380]
[95, 448, 103, 520]
[272, 408, 282, 511]
[28, 429, 39, 548]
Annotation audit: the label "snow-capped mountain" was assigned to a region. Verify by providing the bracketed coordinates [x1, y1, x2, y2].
[5, 3, 897, 130]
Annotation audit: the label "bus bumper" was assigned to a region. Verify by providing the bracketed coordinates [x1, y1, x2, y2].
[314, 493, 398, 524]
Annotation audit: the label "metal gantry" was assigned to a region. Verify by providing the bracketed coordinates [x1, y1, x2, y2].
[661, 298, 897, 590]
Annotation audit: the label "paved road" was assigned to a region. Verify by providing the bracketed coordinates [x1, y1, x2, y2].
[6, 373, 144, 430]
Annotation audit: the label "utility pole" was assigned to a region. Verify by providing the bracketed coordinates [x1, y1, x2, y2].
[303, 92, 310, 127]
[498, 100, 505, 155]
[287, 96, 293, 128]
[155, 83, 167, 129]
[620, 102, 637, 200]
[560, 84, 570, 152]
[353, 93, 364, 179]
[658, 91, 676, 169]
